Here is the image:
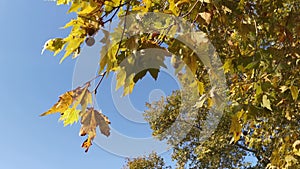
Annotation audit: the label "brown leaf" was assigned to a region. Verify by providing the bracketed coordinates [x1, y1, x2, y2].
[79, 107, 111, 152]
[81, 137, 92, 153]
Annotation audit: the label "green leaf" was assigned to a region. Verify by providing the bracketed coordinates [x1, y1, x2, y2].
[133, 69, 147, 83]
[223, 59, 233, 73]
[149, 68, 159, 80]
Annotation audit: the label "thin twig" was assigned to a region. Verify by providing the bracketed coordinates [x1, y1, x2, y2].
[114, 3, 130, 58]
[103, 1, 128, 24]
[235, 143, 257, 154]
[94, 71, 107, 94]
[83, 72, 106, 87]
[181, 0, 200, 18]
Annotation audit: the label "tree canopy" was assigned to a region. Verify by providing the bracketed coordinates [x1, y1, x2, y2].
[41, 0, 299, 168]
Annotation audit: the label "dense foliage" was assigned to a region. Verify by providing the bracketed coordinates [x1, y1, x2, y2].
[123, 152, 171, 169]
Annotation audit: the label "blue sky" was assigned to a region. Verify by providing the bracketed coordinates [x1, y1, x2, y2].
[0, 1, 178, 168]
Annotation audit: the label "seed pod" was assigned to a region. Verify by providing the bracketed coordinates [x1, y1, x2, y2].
[85, 37, 95, 46]
[87, 28, 96, 36]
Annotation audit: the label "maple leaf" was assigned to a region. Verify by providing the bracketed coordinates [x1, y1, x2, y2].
[41, 83, 93, 126]
[59, 108, 80, 126]
[72, 83, 92, 115]
[79, 107, 111, 152]
[40, 91, 74, 116]
[229, 112, 243, 144]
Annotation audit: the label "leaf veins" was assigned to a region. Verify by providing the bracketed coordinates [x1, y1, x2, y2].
[79, 107, 111, 152]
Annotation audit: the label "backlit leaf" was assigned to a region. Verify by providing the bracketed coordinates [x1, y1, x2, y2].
[229, 114, 242, 144]
[290, 85, 299, 101]
[41, 38, 66, 56]
[40, 91, 74, 116]
[79, 108, 111, 152]
[59, 107, 80, 126]
[262, 95, 272, 111]
[293, 140, 300, 156]
[198, 81, 205, 95]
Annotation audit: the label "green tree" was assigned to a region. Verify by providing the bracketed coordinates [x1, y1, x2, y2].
[123, 152, 171, 169]
[41, 0, 299, 168]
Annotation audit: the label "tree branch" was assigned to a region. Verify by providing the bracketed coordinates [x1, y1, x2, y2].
[181, 0, 200, 18]
[235, 143, 257, 154]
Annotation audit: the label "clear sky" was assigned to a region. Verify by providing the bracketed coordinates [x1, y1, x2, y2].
[0, 1, 177, 168]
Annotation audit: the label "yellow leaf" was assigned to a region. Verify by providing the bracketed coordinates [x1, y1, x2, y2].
[57, 0, 72, 5]
[280, 85, 289, 93]
[199, 12, 211, 24]
[198, 81, 205, 95]
[290, 85, 299, 101]
[123, 74, 135, 96]
[223, 59, 233, 73]
[40, 91, 74, 116]
[262, 95, 272, 110]
[236, 109, 244, 119]
[68, 1, 82, 13]
[229, 114, 242, 143]
[168, 0, 179, 16]
[293, 140, 300, 156]
[60, 36, 84, 63]
[62, 19, 79, 29]
[41, 38, 66, 56]
[285, 155, 297, 167]
[59, 108, 80, 126]
[142, 0, 152, 12]
[78, 4, 98, 15]
[116, 67, 126, 90]
[207, 97, 213, 108]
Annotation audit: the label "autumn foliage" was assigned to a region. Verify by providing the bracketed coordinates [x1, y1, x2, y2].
[41, 0, 299, 168]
